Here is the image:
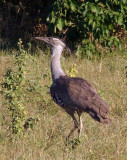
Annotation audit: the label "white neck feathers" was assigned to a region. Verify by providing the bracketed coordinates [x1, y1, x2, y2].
[51, 46, 66, 82]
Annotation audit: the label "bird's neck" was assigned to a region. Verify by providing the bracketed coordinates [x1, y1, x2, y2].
[51, 47, 66, 82]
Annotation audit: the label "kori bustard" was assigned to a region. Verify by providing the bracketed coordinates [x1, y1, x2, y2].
[35, 37, 111, 140]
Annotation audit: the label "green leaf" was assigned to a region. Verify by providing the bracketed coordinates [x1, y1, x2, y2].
[92, 21, 96, 30]
[88, 19, 93, 25]
[46, 17, 49, 21]
[122, 0, 126, 4]
[70, 1, 76, 11]
[106, 29, 109, 36]
[52, 11, 55, 17]
[64, 2, 70, 9]
[96, 28, 100, 32]
[98, 2, 105, 8]
[118, 14, 123, 25]
[51, 17, 55, 23]
[91, 5, 97, 13]
[56, 18, 65, 31]
[108, 24, 113, 30]
[54, 25, 56, 33]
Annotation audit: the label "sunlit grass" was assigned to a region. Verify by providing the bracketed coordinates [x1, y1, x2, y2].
[0, 50, 127, 160]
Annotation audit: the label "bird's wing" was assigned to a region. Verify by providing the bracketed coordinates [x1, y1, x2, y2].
[50, 76, 111, 124]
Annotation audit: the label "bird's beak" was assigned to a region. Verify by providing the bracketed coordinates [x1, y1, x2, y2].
[34, 37, 50, 44]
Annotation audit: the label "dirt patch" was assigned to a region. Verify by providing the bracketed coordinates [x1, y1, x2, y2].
[0, 56, 13, 80]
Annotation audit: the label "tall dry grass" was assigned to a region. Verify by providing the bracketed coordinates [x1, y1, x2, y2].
[0, 51, 127, 160]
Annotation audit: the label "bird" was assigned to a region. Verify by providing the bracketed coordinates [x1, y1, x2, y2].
[35, 37, 111, 140]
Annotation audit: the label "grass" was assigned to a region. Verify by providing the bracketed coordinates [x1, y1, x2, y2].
[0, 50, 127, 160]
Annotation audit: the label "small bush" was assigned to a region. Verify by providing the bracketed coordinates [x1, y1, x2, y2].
[1, 39, 42, 134]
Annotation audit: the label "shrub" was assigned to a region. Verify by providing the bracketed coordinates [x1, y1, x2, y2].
[47, 0, 127, 57]
[1, 39, 42, 134]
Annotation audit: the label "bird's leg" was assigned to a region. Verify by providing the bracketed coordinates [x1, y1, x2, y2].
[77, 111, 83, 139]
[66, 114, 79, 141]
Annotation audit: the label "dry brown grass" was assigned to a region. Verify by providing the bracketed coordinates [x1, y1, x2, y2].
[0, 51, 127, 160]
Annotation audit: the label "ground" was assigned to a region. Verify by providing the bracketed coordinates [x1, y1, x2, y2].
[0, 50, 127, 160]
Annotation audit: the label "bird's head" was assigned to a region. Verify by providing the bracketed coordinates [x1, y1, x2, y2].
[34, 37, 70, 53]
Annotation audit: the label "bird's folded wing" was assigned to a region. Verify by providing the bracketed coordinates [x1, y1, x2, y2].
[50, 76, 109, 114]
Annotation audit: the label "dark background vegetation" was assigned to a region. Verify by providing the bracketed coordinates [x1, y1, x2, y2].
[0, 0, 127, 56]
[0, 0, 54, 47]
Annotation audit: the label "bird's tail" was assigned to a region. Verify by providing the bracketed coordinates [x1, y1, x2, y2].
[86, 96, 112, 125]
[87, 108, 111, 125]
[97, 113, 112, 125]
